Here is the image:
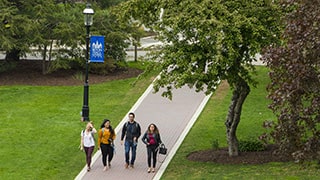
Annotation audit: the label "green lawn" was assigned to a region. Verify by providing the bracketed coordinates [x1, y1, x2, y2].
[161, 66, 320, 179]
[1, 65, 319, 179]
[0, 61, 157, 179]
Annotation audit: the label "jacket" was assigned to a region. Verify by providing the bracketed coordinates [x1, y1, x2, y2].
[142, 132, 162, 147]
[121, 121, 141, 142]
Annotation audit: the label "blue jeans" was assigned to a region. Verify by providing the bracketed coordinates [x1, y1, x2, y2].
[124, 140, 137, 165]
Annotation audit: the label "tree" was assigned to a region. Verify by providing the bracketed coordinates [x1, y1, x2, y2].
[116, 0, 282, 156]
[0, 0, 35, 61]
[95, 0, 128, 9]
[0, 1, 132, 75]
[93, 8, 129, 62]
[262, 0, 320, 162]
[30, 1, 81, 74]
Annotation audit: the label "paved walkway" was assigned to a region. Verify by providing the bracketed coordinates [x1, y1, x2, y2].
[75, 83, 211, 180]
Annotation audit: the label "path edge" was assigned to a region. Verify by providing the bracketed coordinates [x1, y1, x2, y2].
[152, 92, 212, 180]
[74, 83, 155, 180]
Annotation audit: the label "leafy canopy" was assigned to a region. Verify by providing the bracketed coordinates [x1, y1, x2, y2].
[117, 0, 282, 98]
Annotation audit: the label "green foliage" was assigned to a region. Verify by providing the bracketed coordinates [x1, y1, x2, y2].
[96, 0, 127, 9]
[238, 139, 265, 152]
[0, 1, 134, 74]
[116, 0, 283, 156]
[89, 58, 117, 75]
[211, 139, 219, 150]
[117, 0, 283, 98]
[0, 61, 16, 73]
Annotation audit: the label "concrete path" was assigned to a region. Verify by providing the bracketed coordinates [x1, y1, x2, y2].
[75, 82, 211, 180]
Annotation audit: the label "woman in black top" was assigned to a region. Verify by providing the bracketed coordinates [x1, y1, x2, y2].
[142, 123, 162, 173]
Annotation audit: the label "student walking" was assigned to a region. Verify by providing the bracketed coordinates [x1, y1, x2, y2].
[80, 121, 97, 172]
[142, 123, 162, 173]
[120, 112, 141, 168]
[98, 119, 116, 171]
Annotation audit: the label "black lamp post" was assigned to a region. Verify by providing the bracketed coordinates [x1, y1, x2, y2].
[82, 3, 94, 121]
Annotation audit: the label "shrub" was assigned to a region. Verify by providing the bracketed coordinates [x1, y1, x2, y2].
[238, 139, 265, 152]
[0, 61, 16, 73]
[212, 139, 219, 150]
[89, 58, 117, 75]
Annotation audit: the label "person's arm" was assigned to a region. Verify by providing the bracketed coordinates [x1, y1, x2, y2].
[141, 132, 148, 145]
[91, 127, 97, 134]
[120, 123, 127, 145]
[158, 133, 162, 145]
[112, 131, 116, 141]
[97, 129, 102, 150]
[80, 131, 84, 151]
[137, 123, 141, 139]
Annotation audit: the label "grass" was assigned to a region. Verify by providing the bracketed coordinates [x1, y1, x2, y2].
[161, 66, 320, 179]
[1, 64, 320, 179]
[0, 61, 158, 180]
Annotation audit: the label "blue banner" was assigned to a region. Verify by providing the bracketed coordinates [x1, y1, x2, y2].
[90, 36, 104, 63]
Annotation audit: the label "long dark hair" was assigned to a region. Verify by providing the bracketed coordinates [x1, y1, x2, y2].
[147, 123, 159, 134]
[100, 119, 115, 136]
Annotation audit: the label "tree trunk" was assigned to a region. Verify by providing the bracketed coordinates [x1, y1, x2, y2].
[225, 78, 250, 157]
[134, 44, 138, 62]
[42, 45, 47, 75]
[5, 49, 20, 61]
[41, 40, 54, 75]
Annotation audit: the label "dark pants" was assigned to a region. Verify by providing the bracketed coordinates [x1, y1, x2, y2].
[124, 140, 137, 165]
[147, 145, 158, 168]
[84, 146, 95, 167]
[100, 143, 114, 166]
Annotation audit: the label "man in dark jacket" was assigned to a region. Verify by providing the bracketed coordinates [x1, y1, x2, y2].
[121, 112, 141, 168]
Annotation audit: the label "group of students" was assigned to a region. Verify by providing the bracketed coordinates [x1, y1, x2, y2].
[80, 112, 163, 173]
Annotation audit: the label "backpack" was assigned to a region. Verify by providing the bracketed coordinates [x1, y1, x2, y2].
[124, 121, 139, 130]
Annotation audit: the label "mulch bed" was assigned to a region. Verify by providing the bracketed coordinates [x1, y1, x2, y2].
[187, 145, 294, 165]
[0, 60, 143, 86]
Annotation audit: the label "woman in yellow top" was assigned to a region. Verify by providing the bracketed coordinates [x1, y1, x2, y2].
[98, 119, 116, 171]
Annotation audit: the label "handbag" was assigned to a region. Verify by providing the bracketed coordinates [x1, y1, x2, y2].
[158, 143, 167, 155]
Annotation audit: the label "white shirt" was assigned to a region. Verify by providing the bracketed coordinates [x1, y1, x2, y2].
[81, 130, 95, 147]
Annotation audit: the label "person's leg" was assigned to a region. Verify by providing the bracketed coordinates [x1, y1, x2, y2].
[147, 146, 152, 168]
[107, 144, 114, 167]
[147, 146, 152, 172]
[84, 146, 90, 168]
[124, 141, 131, 167]
[130, 141, 137, 166]
[100, 144, 108, 168]
[87, 146, 95, 169]
[152, 145, 157, 169]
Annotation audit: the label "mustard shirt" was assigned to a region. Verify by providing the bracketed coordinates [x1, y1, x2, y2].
[98, 128, 116, 147]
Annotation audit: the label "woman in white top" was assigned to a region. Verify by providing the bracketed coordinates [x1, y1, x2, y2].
[80, 121, 97, 172]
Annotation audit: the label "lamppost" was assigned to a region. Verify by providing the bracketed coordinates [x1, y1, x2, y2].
[82, 3, 94, 121]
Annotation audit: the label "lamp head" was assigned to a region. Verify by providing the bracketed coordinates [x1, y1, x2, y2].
[83, 3, 94, 26]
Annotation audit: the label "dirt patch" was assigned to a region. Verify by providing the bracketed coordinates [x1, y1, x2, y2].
[187, 145, 293, 165]
[0, 60, 143, 86]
